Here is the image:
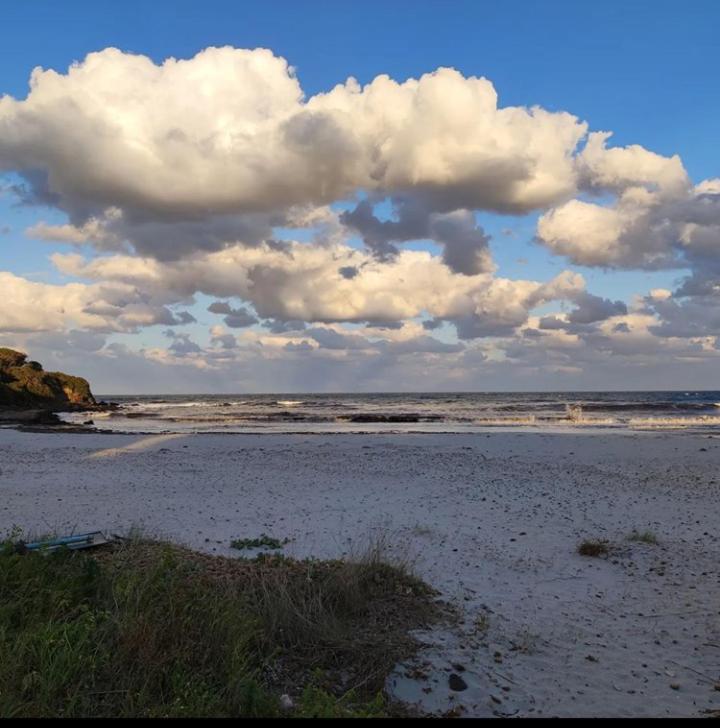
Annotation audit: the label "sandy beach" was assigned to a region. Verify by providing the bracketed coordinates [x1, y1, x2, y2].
[2, 428, 719, 717]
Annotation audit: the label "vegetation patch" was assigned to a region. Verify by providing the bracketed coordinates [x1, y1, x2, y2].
[230, 534, 290, 551]
[627, 530, 658, 545]
[510, 626, 540, 655]
[0, 535, 442, 718]
[578, 539, 610, 557]
[0, 348, 95, 409]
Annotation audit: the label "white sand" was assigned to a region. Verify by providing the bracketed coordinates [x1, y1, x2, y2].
[1, 428, 719, 717]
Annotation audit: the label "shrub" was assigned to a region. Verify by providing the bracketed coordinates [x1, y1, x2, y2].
[578, 539, 610, 557]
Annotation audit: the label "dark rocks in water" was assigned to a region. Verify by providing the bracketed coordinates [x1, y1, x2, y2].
[346, 414, 420, 423]
[448, 673, 468, 691]
[0, 348, 97, 422]
[343, 413, 444, 423]
[97, 401, 120, 411]
[0, 409, 61, 425]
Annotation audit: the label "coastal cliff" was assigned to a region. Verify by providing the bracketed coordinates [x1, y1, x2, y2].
[0, 348, 96, 422]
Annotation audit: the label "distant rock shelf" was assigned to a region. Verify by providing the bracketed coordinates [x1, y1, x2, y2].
[0, 347, 101, 426]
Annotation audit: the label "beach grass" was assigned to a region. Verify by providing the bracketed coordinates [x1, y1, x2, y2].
[0, 535, 440, 718]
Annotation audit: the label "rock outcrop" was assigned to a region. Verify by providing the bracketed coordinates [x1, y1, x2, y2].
[0, 348, 97, 413]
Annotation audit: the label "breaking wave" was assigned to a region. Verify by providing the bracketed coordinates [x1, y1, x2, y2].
[56, 391, 720, 434]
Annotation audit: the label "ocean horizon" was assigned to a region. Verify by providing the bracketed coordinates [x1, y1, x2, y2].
[61, 390, 720, 434]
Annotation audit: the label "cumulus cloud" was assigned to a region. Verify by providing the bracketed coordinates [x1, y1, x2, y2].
[264, 319, 308, 334]
[538, 190, 682, 269]
[538, 156, 719, 271]
[0, 271, 131, 332]
[309, 69, 586, 213]
[52, 241, 586, 337]
[0, 271, 196, 334]
[643, 289, 720, 339]
[25, 206, 297, 260]
[567, 293, 627, 324]
[207, 301, 258, 328]
[505, 309, 720, 382]
[2, 45, 720, 387]
[340, 198, 493, 274]
[576, 132, 689, 196]
[165, 330, 202, 356]
[0, 47, 593, 262]
[26, 210, 124, 248]
[306, 327, 375, 351]
[0, 48, 305, 218]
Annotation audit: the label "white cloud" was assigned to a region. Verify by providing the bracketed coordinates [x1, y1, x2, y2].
[537, 179, 720, 269]
[577, 131, 689, 196]
[26, 211, 121, 246]
[1, 47, 590, 263]
[53, 241, 586, 336]
[2, 45, 719, 388]
[0, 271, 194, 333]
[308, 68, 587, 213]
[0, 48, 304, 217]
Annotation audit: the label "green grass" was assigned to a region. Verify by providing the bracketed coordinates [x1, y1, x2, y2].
[0, 536, 440, 718]
[627, 530, 658, 545]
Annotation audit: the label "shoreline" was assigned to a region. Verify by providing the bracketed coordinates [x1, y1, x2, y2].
[8, 419, 720, 438]
[3, 428, 720, 717]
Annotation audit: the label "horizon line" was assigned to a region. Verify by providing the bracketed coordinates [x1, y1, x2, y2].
[95, 389, 720, 397]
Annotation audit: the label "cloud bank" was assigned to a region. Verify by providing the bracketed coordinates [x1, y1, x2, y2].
[1, 47, 719, 389]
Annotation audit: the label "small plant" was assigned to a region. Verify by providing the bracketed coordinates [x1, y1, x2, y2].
[230, 534, 290, 551]
[627, 530, 658, 545]
[510, 626, 540, 655]
[578, 539, 610, 557]
[294, 674, 385, 718]
[473, 611, 490, 635]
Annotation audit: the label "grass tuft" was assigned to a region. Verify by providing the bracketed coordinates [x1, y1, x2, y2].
[627, 530, 658, 545]
[472, 612, 490, 635]
[578, 539, 610, 557]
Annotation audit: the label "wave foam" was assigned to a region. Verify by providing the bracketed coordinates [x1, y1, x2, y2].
[630, 415, 720, 428]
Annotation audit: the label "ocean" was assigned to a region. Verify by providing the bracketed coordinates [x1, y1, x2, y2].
[59, 391, 720, 434]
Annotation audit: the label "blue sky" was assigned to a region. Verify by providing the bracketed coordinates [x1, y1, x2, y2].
[2, 0, 717, 175]
[1, 1, 719, 391]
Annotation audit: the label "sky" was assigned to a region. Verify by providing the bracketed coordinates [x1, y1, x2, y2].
[1, 0, 719, 393]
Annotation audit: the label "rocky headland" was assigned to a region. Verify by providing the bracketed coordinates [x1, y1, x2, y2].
[0, 347, 101, 425]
